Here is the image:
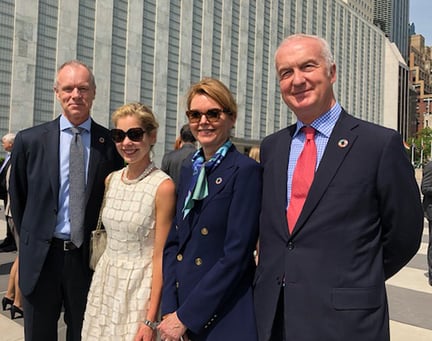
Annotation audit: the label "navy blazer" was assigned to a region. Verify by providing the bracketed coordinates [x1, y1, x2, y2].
[162, 145, 262, 340]
[421, 160, 432, 220]
[9, 116, 123, 296]
[254, 110, 423, 341]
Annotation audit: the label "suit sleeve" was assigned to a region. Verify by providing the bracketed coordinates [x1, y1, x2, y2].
[9, 132, 27, 234]
[161, 214, 180, 315]
[377, 132, 423, 279]
[421, 162, 432, 195]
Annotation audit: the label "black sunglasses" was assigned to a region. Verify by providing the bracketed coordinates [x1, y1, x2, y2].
[110, 127, 146, 143]
[186, 108, 231, 123]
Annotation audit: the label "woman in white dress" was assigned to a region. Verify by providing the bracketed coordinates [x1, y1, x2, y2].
[82, 103, 176, 341]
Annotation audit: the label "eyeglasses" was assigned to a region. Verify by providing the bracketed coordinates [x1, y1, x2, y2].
[110, 128, 145, 142]
[186, 109, 231, 123]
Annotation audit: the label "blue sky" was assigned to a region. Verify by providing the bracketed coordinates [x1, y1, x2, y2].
[410, 0, 432, 45]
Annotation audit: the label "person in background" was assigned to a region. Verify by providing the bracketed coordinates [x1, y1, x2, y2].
[248, 145, 260, 163]
[248, 145, 261, 264]
[1, 132, 22, 320]
[174, 136, 182, 150]
[161, 123, 197, 187]
[0, 133, 16, 253]
[82, 102, 176, 340]
[253, 34, 423, 341]
[158, 77, 262, 341]
[421, 160, 432, 286]
[9, 60, 123, 341]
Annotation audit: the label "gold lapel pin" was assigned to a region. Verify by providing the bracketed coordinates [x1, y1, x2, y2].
[338, 139, 348, 148]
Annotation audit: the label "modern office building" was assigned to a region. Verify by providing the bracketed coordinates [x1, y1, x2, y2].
[373, 0, 409, 61]
[341, 0, 374, 23]
[409, 34, 432, 131]
[0, 0, 402, 164]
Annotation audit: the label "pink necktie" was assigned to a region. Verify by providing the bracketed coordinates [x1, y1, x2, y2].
[287, 127, 317, 233]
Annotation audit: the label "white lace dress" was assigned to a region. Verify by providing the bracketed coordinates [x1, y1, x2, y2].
[82, 166, 170, 340]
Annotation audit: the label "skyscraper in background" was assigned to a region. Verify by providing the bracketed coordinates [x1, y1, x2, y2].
[373, 0, 410, 61]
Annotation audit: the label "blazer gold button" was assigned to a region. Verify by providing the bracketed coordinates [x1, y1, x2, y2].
[195, 257, 203, 266]
[176, 254, 183, 261]
[201, 227, 209, 235]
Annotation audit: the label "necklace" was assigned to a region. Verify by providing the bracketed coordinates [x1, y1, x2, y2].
[122, 161, 156, 184]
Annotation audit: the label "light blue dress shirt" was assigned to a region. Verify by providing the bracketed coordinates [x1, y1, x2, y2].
[286, 102, 342, 208]
[0, 153, 11, 174]
[54, 115, 91, 239]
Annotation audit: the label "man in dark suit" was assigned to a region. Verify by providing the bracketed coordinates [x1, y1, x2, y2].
[0, 133, 16, 252]
[9, 60, 123, 341]
[161, 123, 196, 186]
[421, 160, 432, 286]
[253, 34, 424, 341]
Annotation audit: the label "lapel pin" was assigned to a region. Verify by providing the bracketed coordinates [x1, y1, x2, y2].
[99, 137, 105, 143]
[215, 177, 223, 185]
[338, 139, 348, 148]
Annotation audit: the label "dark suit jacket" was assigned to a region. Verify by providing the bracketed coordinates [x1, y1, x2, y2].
[162, 145, 261, 341]
[254, 110, 423, 341]
[9, 117, 123, 296]
[421, 160, 432, 220]
[161, 143, 196, 187]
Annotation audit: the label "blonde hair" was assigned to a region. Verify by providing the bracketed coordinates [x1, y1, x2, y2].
[248, 145, 260, 162]
[186, 77, 237, 120]
[111, 102, 159, 134]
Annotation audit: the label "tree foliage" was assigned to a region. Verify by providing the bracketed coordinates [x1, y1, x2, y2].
[410, 127, 432, 166]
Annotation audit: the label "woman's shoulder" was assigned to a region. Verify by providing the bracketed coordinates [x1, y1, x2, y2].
[230, 148, 261, 169]
[152, 168, 171, 181]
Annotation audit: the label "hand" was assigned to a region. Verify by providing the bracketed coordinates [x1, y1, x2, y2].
[134, 321, 156, 341]
[157, 312, 187, 341]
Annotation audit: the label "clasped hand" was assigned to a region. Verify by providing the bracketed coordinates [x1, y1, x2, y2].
[157, 312, 188, 341]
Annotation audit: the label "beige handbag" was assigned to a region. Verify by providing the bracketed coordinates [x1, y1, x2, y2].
[89, 174, 112, 270]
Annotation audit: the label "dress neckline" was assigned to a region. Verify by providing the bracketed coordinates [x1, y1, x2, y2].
[121, 162, 156, 185]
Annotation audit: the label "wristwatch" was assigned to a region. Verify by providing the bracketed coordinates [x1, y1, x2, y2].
[144, 319, 158, 330]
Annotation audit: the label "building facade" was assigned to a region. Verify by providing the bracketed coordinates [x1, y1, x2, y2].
[341, 0, 374, 23]
[1, 0, 396, 165]
[409, 34, 432, 130]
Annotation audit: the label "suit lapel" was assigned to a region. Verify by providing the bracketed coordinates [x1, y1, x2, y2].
[86, 120, 109, 203]
[43, 118, 60, 201]
[271, 127, 295, 240]
[274, 127, 294, 210]
[292, 111, 358, 236]
[176, 146, 238, 249]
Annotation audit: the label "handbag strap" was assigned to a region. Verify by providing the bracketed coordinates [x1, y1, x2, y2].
[95, 172, 113, 232]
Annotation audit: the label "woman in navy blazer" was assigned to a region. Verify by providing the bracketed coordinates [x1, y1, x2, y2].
[159, 78, 262, 341]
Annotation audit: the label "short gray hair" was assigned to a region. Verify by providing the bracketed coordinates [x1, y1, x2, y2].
[275, 34, 335, 76]
[2, 133, 15, 144]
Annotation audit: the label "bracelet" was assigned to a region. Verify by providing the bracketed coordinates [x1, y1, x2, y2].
[143, 319, 158, 330]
